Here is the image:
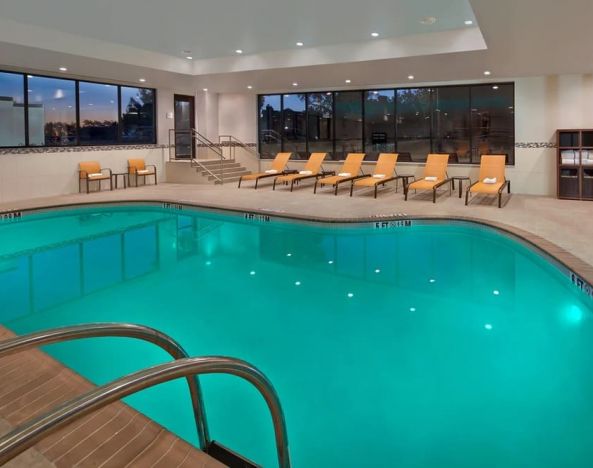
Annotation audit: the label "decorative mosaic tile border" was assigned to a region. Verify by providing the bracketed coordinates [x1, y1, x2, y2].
[515, 142, 557, 148]
[0, 144, 168, 155]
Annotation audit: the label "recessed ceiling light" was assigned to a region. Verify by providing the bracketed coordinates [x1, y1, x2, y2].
[247, 85, 253, 89]
[326, 92, 332, 95]
[203, 88, 208, 92]
[464, 20, 474, 25]
[185, 56, 193, 60]
[296, 42, 304, 47]
[139, 78, 146, 82]
[373, 91, 379, 95]
[345, 79, 351, 84]
[27, 74, 33, 78]
[292, 82, 298, 86]
[420, 16, 437, 25]
[58, 67, 68, 72]
[492, 85, 499, 90]
[235, 49, 243, 54]
[371, 32, 379, 37]
[483, 70, 491, 76]
[408, 75, 415, 80]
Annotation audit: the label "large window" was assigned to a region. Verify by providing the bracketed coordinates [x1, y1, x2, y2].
[28, 76, 76, 146]
[121, 86, 156, 144]
[282, 94, 307, 158]
[364, 90, 395, 161]
[334, 91, 363, 159]
[258, 95, 282, 158]
[258, 83, 515, 165]
[0, 71, 25, 147]
[79, 82, 118, 145]
[307, 92, 333, 157]
[0, 69, 156, 148]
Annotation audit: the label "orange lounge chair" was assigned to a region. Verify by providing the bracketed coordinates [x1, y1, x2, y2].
[350, 153, 399, 198]
[238, 152, 292, 189]
[273, 153, 330, 191]
[466, 155, 511, 208]
[404, 154, 451, 203]
[79, 161, 112, 193]
[314, 153, 366, 195]
[128, 158, 157, 187]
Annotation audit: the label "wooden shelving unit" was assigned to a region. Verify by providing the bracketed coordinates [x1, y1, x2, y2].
[557, 129, 593, 200]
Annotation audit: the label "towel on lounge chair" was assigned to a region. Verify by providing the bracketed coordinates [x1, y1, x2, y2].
[483, 177, 497, 184]
[425, 176, 437, 182]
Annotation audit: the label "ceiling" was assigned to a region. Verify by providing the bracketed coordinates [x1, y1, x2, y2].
[0, 0, 476, 60]
[0, 0, 591, 93]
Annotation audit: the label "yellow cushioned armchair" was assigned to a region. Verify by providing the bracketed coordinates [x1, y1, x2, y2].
[128, 159, 157, 187]
[79, 161, 112, 193]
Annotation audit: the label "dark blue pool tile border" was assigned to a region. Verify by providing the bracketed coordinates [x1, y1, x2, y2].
[2, 199, 593, 303]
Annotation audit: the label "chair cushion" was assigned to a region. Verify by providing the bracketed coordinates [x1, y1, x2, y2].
[470, 181, 504, 194]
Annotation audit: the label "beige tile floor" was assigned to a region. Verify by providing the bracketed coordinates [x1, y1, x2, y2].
[2, 181, 591, 269]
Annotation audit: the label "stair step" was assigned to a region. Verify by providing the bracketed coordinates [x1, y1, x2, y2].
[204, 168, 250, 177]
[200, 166, 247, 176]
[198, 159, 238, 168]
[207, 171, 251, 181]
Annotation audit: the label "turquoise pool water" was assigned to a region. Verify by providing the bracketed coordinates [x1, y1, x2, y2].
[1, 205, 592, 467]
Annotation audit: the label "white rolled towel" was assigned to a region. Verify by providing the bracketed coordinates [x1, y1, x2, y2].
[424, 176, 437, 182]
[483, 177, 498, 184]
[89, 172, 103, 177]
[299, 170, 313, 175]
[137, 169, 151, 175]
[338, 172, 352, 177]
[264, 169, 278, 174]
[372, 174, 386, 179]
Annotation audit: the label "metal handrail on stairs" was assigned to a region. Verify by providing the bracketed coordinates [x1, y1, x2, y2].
[0, 324, 291, 468]
[168, 128, 226, 184]
[219, 134, 260, 160]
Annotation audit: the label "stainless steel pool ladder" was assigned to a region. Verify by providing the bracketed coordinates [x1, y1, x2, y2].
[0, 323, 290, 468]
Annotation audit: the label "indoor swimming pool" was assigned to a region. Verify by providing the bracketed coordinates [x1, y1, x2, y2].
[0, 204, 592, 467]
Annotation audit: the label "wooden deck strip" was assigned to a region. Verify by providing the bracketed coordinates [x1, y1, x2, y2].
[0, 326, 226, 468]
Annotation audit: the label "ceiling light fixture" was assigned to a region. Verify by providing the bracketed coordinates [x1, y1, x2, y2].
[292, 82, 298, 86]
[58, 67, 68, 72]
[235, 49, 243, 54]
[296, 42, 304, 47]
[420, 16, 437, 25]
[139, 78, 146, 82]
[483, 70, 491, 76]
[203, 88, 208, 92]
[464, 20, 474, 25]
[345, 79, 351, 84]
[408, 75, 415, 80]
[371, 32, 379, 37]
[186, 56, 193, 60]
[247, 85, 253, 89]
[492, 85, 499, 90]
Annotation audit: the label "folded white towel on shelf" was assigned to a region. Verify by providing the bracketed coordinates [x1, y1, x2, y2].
[562, 158, 576, 165]
[424, 176, 437, 182]
[372, 174, 386, 179]
[483, 177, 498, 184]
[338, 172, 352, 177]
[582, 159, 593, 165]
[299, 170, 313, 175]
[264, 169, 278, 174]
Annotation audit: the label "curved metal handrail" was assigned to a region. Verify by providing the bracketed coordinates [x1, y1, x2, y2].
[0, 323, 209, 449]
[0, 357, 290, 468]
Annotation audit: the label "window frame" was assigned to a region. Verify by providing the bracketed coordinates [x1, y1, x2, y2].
[257, 82, 515, 165]
[0, 68, 157, 148]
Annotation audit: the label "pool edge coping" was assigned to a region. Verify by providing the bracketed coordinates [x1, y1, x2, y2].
[2, 198, 593, 301]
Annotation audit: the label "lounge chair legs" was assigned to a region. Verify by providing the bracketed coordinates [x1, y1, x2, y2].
[350, 182, 354, 197]
[314, 180, 318, 194]
[433, 188, 436, 203]
[334, 184, 338, 196]
[374, 185, 378, 199]
[272, 178, 276, 190]
[238, 177, 242, 188]
[465, 189, 470, 206]
[254, 178, 259, 189]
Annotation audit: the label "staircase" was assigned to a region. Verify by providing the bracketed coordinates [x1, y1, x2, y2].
[167, 129, 254, 185]
[198, 159, 251, 184]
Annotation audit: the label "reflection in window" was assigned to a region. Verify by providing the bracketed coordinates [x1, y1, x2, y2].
[307, 92, 333, 157]
[432, 86, 470, 163]
[0, 71, 25, 147]
[471, 84, 515, 164]
[283, 94, 307, 158]
[27, 76, 76, 146]
[258, 95, 282, 158]
[364, 90, 395, 161]
[121, 87, 155, 143]
[334, 91, 363, 159]
[124, 225, 158, 279]
[396, 88, 432, 162]
[79, 82, 118, 145]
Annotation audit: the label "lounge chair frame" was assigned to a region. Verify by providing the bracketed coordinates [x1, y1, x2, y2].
[465, 179, 511, 208]
[404, 177, 451, 203]
[128, 162, 157, 187]
[315, 173, 367, 195]
[239, 169, 298, 189]
[272, 170, 335, 191]
[349, 175, 399, 198]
